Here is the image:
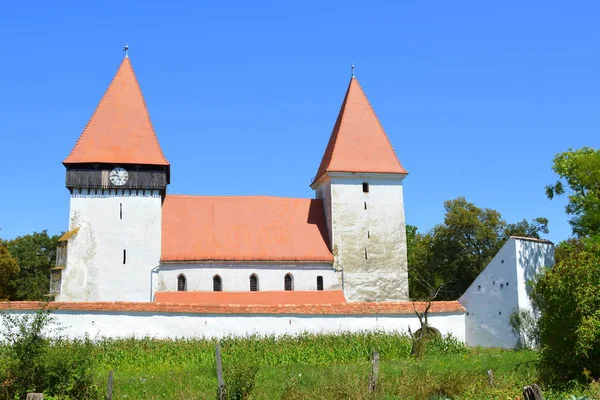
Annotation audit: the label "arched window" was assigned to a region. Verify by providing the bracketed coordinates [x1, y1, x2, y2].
[284, 273, 294, 291]
[317, 276, 323, 291]
[250, 274, 259, 292]
[177, 274, 187, 292]
[213, 275, 222, 292]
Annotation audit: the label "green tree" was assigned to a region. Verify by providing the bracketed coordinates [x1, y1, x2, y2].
[0, 242, 19, 299]
[5, 230, 61, 300]
[409, 197, 548, 300]
[532, 234, 600, 382]
[546, 147, 600, 237]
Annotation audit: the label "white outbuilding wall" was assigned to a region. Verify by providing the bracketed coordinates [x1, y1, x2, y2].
[58, 189, 162, 302]
[459, 237, 554, 348]
[0, 309, 465, 341]
[314, 173, 408, 302]
[156, 263, 338, 294]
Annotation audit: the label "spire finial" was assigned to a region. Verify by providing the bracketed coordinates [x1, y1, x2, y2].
[123, 44, 129, 58]
[351, 64, 355, 78]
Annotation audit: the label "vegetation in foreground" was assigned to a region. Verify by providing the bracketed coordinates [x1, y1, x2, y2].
[1, 311, 599, 400]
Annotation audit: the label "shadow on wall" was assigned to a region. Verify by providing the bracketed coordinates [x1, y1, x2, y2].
[307, 199, 330, 250]
[518, 240, 555, 303]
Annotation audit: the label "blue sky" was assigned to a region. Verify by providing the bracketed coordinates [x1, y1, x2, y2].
[1, 1, 598, 243]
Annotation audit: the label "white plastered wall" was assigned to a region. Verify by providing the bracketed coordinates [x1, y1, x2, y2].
[0, 310, 465, 341]
[58, 189, 162, 302]
[156, 264, 338, 294]
[459, 238, 554, 348]
[314, 173, 408, 302]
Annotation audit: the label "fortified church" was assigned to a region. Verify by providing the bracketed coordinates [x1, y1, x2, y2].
[0, 53, 555, 349]
[53, 54, 410, 304]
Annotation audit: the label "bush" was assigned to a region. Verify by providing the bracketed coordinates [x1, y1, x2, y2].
[0, 308, 100, 399]
[532, 235, 600, 383]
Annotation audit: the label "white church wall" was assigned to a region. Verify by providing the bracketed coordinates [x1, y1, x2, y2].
[320, 173, 408, 302]
[58, 189, 162, 303]
[0, 310, 465, 341]
[157, 263, 337, 293]
[459, 238, 554, 349]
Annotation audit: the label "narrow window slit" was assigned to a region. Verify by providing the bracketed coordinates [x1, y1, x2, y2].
[120, 203, 123, 220]
[364, 248, 368, 260]
[123, 249, 126, 264]
[362, 182, 369, 193]
[317, 276, 323, 291]
[364, 202, 367, 210]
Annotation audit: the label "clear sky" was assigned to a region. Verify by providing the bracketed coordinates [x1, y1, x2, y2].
[1, 1, 598, 243]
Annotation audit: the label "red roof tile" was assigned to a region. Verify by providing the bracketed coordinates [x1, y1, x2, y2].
[155, 290, 346, 305]
[161, 195, 333, 262]
[64, 57, 169, 167]
[313, 77, 407, 184]
[0, 301, 465, 315]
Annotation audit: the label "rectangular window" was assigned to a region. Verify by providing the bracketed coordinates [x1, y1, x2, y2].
[317, 276, 324, 291]
[362, 182, 369, 193]
[123, 249, 126, 264]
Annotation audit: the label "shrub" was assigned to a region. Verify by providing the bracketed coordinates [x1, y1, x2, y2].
[532, 235, 600, 383]
[0, 308, 100, 399]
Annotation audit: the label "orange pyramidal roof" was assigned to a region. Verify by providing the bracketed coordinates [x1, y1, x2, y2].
[313, 77, 407, 184]
[64, 57, 169, 167]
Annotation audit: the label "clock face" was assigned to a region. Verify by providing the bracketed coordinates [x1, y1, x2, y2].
[109, 167, 129, 186]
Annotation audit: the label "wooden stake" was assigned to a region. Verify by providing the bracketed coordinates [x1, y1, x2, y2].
[107, 370, 113, 400]
[216, 342, 226, 400]
[368, 350, 380, 393]
[523, 384, 543, 400]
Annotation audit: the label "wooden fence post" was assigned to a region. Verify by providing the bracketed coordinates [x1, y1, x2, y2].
[368, 350, 380, 393]
[487, 369, 494, 387]
[107, 370, 113, 400]
[26, 394, 43, 400]
[216, 342, 226, 400]
[523, 384, 543, 400]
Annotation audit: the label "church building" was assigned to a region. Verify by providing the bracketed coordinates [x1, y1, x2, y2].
[52, 55, 409, 304]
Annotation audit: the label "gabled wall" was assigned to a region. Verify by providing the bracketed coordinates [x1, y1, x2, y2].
[459, 238, 554, 348]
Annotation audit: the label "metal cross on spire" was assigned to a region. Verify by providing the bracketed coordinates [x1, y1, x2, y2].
[124, 44, 129, 58]
[351, 64, 355, 78]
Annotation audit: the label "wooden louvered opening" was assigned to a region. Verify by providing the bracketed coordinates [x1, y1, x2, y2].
[284, 273, 294, 291]
[250, 274, 259, 292]
[213, 275, 222, 292]
[177, 274, 187, 292]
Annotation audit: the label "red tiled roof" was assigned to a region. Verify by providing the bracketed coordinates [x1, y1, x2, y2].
[64, 57, 169, 167]
[161, 195, 333, 262]
[313, 77, 407, 184]
[155, 290, 346, 305]
[0, 301, 465, 315]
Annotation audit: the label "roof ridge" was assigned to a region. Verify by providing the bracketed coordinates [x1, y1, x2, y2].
[352, 77, 407, 174]
[63, 58, 126, 163]
[128, 58, 169, 165]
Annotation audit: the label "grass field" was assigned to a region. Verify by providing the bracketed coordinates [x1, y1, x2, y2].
[3, 332, 599, 399]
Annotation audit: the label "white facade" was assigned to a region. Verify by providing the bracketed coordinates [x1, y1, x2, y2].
[314, 173, 408, 302]
[58, 189, 162, 302]
[156, 263, 338, 295]
[459, 237, 554, 348]
[0, 309, 465, 341]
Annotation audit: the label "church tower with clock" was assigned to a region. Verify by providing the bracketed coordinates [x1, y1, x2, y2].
[55, 55, 169, 302]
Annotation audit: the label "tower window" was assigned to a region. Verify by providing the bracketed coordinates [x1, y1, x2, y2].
[123, 249, 126, 264]
[213, 275, 222, 292]
[177, 274, 187, 291]
[364, 248, 368, 260]
[120, 203, 123, 220]
[364, 201, 367, 210]
[477, 285, 481, 293]
[317, 276, 324, 291]
[284, 273, 294, 291]
[250, 274, 259, 292]
[362, 182, 369, 193]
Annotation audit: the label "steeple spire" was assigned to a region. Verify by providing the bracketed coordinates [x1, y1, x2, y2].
[312, 75, 407, 185]
[64, 56, 169, 169]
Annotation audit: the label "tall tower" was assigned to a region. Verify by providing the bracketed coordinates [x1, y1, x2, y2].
[311, 75, 409, 302]
[55, 55, 169, 302]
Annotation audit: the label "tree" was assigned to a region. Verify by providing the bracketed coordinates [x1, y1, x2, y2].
[409, 197, 548, 300]
[0, 242, 19, 300]
[531, 234, 600, 382]
[546, 147, 600, 237]
[5, 231, 61, 300]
